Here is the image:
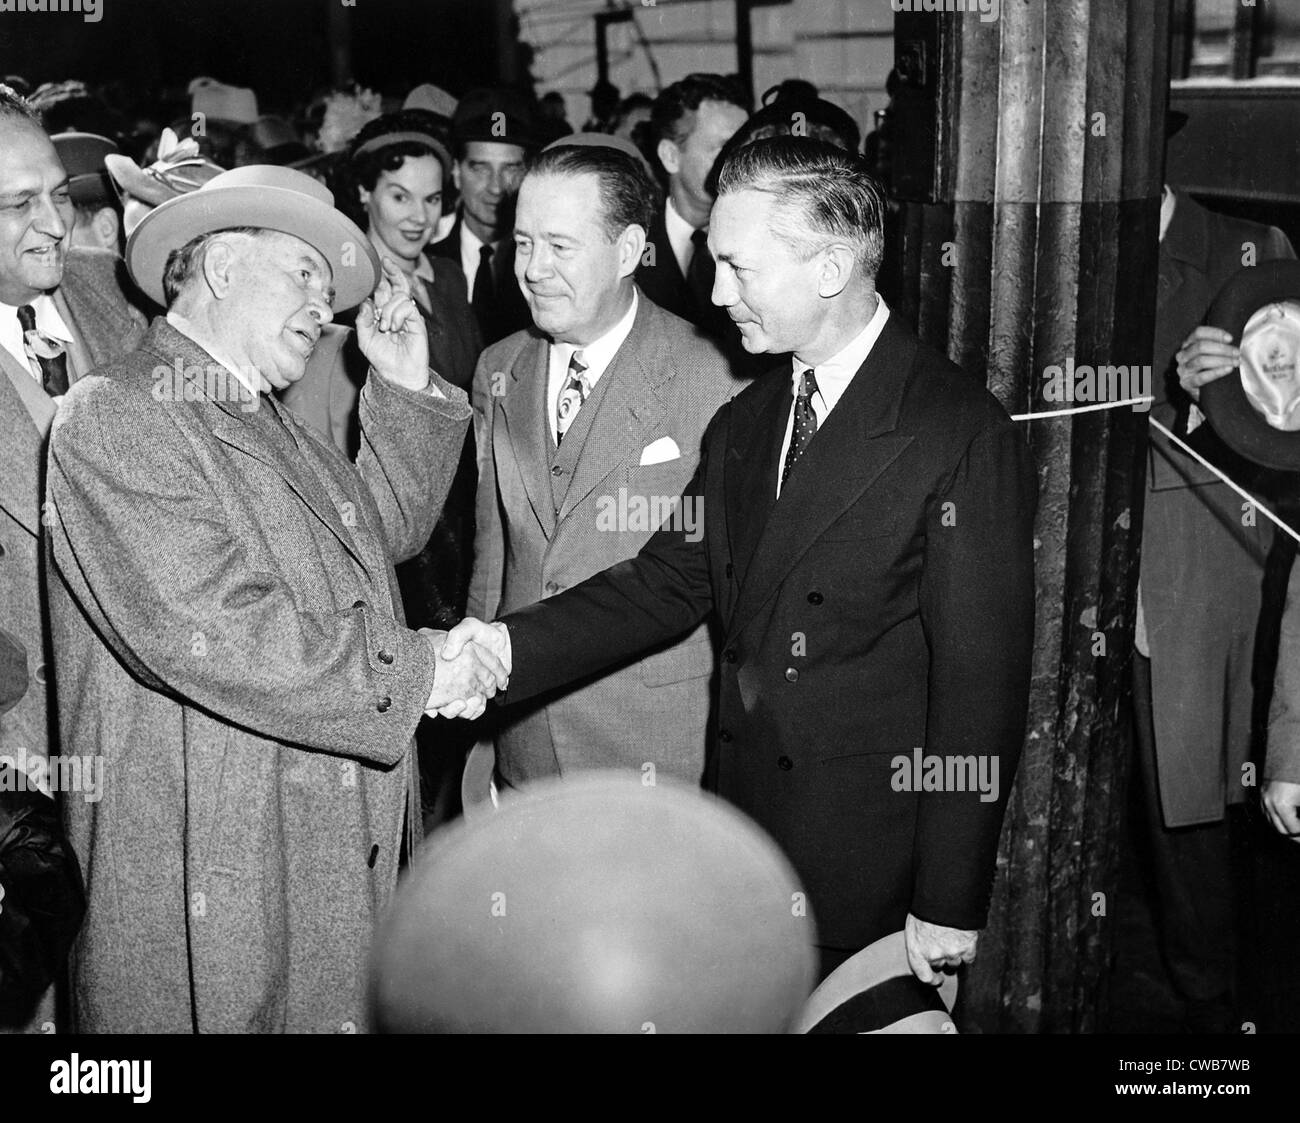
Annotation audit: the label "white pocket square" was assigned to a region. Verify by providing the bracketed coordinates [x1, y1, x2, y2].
[639, 436, 681, 466]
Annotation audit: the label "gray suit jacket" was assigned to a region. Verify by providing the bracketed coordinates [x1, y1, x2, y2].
[469, 292, 741, 785]
[46, 318, 470, 1032]
[0, 248, 146, 766]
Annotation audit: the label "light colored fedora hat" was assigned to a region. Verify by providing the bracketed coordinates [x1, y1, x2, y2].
[126, 164, 380, 311]
[793, 930, 960, 1033]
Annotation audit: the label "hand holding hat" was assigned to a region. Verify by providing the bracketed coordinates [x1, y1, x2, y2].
[355, 258, 430, 392]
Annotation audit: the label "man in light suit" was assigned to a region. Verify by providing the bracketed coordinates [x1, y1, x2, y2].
[0, 89, 146, 780]
[466, 142, 740, 796]
[449, 139, 1037, 992]
[45, 165, 506, 1032]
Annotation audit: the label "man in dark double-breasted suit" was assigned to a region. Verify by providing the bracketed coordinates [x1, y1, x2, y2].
[446, 138, 1037, 987]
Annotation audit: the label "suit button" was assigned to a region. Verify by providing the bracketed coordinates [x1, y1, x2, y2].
[723, 649, 737, 664]
[719, 728, 733, 743]
[807, 591, 823, 605]
[725, 562, 734, 578]
[785, 667, 799, 682]
[376, 696, 392, 713]
[352, 599, 366, 610]
[545, 581, 560, 594]
[551, 464, 563, 477]
[367, 844, 379, 869]
[777, 755, 793, 771]
[377, 650, 394, 665]
[0, 541, 6, 558]
[33, 662, 46, 685]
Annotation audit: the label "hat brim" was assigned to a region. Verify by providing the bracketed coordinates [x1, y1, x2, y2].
[793, 931, 959, 1034]
[1200, 260, 1300, 471]
[126, 182, 379, 311]
[105, 153, 180, 207]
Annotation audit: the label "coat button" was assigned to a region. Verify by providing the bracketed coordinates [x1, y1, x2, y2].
[0, 541, 6, 558]
[785, 667, 799, 682]
[718, 728, 733, 743]
[376, 696, 392, 713]
[551, 464, 563, 477]
[545, 581, 560, 594]
[807, 591, 823, 605]
[352, 599, 366, 610]
[777, 755, 793, 771]
[377, 650, 394, 665]
[367, 844, 379, 869]
[723, 648, 737, 663]
[33, 662, 46, 685]
[725, 562, 734, 578]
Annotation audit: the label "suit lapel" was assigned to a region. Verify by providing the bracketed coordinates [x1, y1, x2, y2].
[142, 323, 373, 578]
[497, 332, 557, 537]
[557, 299, 667, 522]
[723, 365, 787, 591]
[0, 349, 47, 535]
[727, 319, 918, 639]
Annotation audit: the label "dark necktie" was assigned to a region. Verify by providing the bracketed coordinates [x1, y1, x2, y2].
[686, 226, 715, 310]
[781, 369, 819, 489]
[17, 304, 69, 397]
[471, 243, 495, 337]
[555, 350, 589, 445]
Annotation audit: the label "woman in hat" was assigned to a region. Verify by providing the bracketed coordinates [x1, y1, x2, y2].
[333, 109, 486, 825]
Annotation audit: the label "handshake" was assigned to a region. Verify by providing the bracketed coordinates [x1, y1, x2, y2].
[421, 619, 513, 720]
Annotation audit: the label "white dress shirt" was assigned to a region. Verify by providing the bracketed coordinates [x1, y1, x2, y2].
[546, 289, 639, 445]
[776, 295, 891, 497]
[0, 293, 74, 384]
[663, 196, 699, 279]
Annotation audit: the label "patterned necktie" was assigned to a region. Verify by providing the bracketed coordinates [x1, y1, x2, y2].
[17, 304, 69, 397]
[781, 368, 819, 489]
[471, 243, 495, 336]
[555, 349, 589, 445]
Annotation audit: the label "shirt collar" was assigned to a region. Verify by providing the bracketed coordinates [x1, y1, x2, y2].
[792, 295, 891, 412]
[552, 289, 639, 384]
[0, 292, 73, 371]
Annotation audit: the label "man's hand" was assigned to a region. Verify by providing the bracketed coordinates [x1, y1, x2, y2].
[356, 257, 430, 391]
[1176, 326, 1240, 402]
[1263, 779, 1300, 841]
[441, 617, 512, 682]
[420, 628, 509, 721]
[904, 913, 979, 985]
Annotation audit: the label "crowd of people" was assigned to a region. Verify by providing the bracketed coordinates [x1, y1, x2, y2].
[0, 60, 1295, 1035]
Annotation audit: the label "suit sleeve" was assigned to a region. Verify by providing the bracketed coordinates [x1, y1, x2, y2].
[499, 408, 724, 702]
[1267, 560, 1300, 783]
[354, 364, 471, 565]
[910, 418, 1037, 930]
[47, 385, 437, 766]
[467, 353, 503, 621]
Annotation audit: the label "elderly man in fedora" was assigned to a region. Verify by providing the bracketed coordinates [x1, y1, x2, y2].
[44, 164, 509, 1033]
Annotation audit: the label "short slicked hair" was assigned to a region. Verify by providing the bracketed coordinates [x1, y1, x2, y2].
[717, 136, 886, 279]
[651, 73, 749, 147]
[0, 83, 42, 128]
[525, 143, 660, 242]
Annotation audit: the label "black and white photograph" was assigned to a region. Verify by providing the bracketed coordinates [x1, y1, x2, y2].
[0, 0, 1296, 1098]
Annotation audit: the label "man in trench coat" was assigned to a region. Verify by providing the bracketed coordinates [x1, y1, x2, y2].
[44, 166, 506, 1032]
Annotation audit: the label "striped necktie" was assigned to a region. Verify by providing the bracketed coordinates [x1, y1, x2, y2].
[781, 368, 819, 489]
[17, 303, 69, 397]
[555, 350, 589, 445]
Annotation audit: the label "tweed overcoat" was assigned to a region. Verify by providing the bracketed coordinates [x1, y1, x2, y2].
[45, 318, 470, 1032]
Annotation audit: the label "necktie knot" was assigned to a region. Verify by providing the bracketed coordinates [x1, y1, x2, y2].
[691, 227, 708, 249]
[17, 303, 69, 397]
[798, 368, 819, 402]
[479, 243, 494, 264]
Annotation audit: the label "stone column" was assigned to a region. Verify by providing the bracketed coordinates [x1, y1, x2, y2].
[888, 0, 1170, 1032]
